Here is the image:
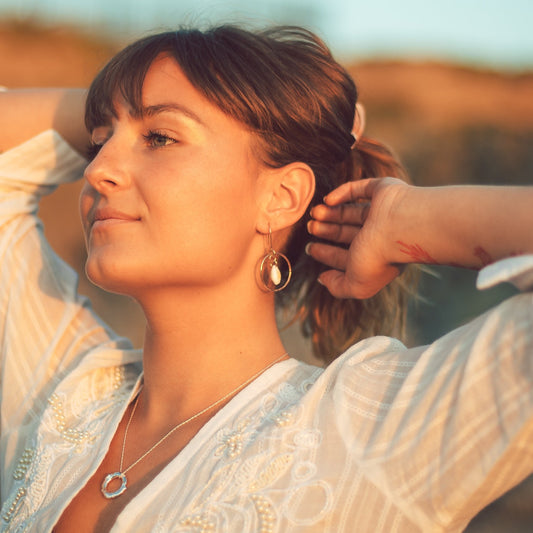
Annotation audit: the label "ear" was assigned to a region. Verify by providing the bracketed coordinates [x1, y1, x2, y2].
[256, 161, 315, 234]
[352, 102, 366, 141]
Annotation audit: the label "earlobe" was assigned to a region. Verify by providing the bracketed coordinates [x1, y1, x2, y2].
[257, 162, 315, 233]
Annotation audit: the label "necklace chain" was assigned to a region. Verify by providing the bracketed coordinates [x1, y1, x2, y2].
[101, 352, 288, 499]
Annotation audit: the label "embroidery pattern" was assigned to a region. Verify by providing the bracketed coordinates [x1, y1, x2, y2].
[2, 488, 26, 523]
[12, 449, 35, 481]
[214, 418, 255, 459]
[251, 494, 276, 533]
[1, 364, 135, 530]
[172, 369, 329, 532]
[178, 514, 216, 532]
[5, 361, 337, 531]
[48, 394, 97, 448]
[249, 454, 293, 492]
[273, 409, 293, 427]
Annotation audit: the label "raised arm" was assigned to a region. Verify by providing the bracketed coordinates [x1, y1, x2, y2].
[307, 178, 533, 298]
[0, 100, 131, 467]
[0, 88, 88, 155]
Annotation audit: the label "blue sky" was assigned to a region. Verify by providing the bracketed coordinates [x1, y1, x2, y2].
[1, 0, 532, 69]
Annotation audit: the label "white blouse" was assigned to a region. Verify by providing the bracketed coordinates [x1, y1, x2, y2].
[0, 131, 532, 532]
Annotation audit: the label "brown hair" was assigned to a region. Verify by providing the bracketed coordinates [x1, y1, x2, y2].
[85, 25, 412, 363]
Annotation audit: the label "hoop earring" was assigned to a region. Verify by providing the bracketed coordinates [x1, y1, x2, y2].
[258, 225, 292, 292]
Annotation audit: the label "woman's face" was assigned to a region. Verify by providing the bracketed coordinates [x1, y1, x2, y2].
[80, 55, 264, 296]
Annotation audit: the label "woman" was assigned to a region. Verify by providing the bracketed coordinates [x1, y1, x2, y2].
[0, 26, 532, 532]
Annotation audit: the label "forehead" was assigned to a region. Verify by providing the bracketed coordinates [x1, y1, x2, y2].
[136, 55, 247, 132]
[141, 55, 198, 105]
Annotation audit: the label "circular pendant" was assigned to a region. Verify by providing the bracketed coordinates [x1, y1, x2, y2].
[101, 472, 128, 499]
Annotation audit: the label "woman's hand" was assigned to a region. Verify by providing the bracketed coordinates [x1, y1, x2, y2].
[306, 177, 409, 299]
[307, 178, 533, 300]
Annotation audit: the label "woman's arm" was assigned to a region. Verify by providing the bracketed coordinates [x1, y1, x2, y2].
[0, 89, 88, 155]
[307, 178, 533, 298]
[0, 130, 130, 473]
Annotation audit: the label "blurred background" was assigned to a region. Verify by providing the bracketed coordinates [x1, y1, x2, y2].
[0, 0, 531, 351]
[1, 1, 533, 528]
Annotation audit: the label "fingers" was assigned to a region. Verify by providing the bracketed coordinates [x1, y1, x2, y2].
[323, 178, 378, 206]
[305, 240, 354, 299]
[319, 266, 400, 300]
[305, 241, 356, 299]
[306, 242, 349, 272]
[310, 202, 370, 227]
[317, 270, 352, 299]
[307, 220, 360, 245]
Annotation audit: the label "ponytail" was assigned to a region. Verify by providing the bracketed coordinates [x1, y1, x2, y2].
[279, 136, 415, 364]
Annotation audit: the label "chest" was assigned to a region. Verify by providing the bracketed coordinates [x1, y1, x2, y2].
[52, 406, 209, 533]
[5, 366, 353, 532]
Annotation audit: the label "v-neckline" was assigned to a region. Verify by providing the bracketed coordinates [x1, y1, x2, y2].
[110, 357, 299, 531]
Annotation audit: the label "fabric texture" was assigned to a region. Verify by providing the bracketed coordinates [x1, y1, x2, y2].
[0, 131, 532, 532]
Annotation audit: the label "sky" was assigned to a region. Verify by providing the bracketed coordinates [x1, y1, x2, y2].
[1, 0, 532, 70]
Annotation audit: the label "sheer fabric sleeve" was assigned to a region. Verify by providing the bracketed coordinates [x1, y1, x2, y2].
[0, 131, 132, 445]
[330, 256, 533, 531]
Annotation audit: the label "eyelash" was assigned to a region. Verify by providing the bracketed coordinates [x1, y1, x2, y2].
[142, 130, 178, 149]
[87, 130, 177, 160]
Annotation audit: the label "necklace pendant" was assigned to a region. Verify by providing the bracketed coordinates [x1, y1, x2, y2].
[101, 472, 128, 499]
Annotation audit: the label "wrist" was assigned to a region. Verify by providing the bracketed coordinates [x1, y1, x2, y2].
[376, 182, 425, 266]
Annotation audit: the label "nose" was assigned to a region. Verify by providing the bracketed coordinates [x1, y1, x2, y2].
[83, 138, 131, 194]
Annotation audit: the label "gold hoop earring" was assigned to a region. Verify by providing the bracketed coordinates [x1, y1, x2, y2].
[259, 225, 292, 292]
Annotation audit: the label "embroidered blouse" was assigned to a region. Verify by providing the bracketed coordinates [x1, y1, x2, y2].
[0, 131, 532, 532]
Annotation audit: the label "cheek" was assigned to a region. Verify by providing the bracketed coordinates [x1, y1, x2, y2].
[151, 161, 257, 235]
[146, 182, 257, 277]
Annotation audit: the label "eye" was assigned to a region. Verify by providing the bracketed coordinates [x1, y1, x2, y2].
[143, 130, 178, 149]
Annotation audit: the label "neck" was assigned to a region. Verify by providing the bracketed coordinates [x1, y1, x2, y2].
[134, 280, 287, 425]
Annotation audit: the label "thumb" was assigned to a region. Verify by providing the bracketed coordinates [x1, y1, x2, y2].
[318, 270, 352, 299]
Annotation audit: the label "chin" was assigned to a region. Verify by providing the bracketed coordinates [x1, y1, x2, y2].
[85, 256, 137, 296]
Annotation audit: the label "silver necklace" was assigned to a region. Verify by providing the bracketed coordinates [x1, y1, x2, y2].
[101, 352, 288, 499]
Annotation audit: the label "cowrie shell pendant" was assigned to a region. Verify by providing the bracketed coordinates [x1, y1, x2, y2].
[270, 263, 282, 285]
[259, 251, 292, 292]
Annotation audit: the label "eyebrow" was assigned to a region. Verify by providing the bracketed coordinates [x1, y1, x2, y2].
[139, 103, 206, 127]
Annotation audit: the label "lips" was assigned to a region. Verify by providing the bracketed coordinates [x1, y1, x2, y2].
[91, 207, 140, 228]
